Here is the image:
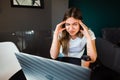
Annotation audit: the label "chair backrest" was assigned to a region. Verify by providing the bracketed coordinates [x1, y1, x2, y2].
[96, 37, 120, 73]
[0, 42, 21, 80]
[102, 28, 120, 45]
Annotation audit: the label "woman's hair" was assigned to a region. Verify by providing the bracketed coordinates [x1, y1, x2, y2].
[59, 7, 83, 55]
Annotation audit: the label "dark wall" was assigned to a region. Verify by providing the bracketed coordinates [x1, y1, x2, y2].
[69, 0, 120, 37]
[0, 0, 52, 58]
[0, 0, 51, 32]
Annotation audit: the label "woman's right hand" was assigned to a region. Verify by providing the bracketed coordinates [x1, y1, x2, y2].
[54, 21, 66, 35]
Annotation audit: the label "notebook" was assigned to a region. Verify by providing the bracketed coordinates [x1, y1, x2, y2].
[15, 52, 91, 80]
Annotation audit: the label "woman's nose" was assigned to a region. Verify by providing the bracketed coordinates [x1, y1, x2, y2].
[68, 26, 73, 31]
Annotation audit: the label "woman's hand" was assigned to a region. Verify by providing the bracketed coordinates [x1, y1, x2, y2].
[54, 21, 66, 35]
[78, 20, 91, 39]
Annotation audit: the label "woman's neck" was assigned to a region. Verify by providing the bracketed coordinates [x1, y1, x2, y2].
[70, 35, 77, 40]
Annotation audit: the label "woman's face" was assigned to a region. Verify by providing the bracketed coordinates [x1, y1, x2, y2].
[65, 17, 80, 38]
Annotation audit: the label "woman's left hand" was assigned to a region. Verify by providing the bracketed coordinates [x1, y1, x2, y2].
[78, 20, 91, 39]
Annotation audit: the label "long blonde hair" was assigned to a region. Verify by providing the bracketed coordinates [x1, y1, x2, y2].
[59, 7, 83, 55]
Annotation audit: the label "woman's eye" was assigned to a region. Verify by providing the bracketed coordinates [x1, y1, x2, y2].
[65, 23, 70, 26]
[73, 23, 78, 26]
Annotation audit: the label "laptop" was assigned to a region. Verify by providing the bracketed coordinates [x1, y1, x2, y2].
[15, 52, 91, 80]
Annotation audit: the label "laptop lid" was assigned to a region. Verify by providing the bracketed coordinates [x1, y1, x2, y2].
[15, 52, 91, 80]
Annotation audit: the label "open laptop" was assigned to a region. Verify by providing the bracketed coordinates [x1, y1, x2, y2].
[15, 52, 91, 80]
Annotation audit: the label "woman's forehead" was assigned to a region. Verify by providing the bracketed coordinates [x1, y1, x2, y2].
[65, 17, 79, 23]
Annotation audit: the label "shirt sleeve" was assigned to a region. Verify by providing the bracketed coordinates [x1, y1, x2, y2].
[88, 29, 96, 40]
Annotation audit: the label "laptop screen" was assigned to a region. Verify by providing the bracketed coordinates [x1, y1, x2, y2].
[15, 52, 91, 80]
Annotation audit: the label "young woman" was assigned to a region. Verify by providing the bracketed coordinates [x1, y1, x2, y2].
[50, 7, 97, 67]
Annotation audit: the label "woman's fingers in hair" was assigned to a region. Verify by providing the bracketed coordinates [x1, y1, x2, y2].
[78, 20, 88, 30]
[55, 21, 66, 33]
[57, 21, 66, 28]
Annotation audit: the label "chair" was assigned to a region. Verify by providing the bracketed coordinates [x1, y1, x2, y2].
[102, 28, 120, 46]
[96, 37, 120, 74]
[90, 37, 120, 80]
[0, 42, 22, 80]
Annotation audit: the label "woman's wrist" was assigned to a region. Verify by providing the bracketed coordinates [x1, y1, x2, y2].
[53, 32, 59, 38]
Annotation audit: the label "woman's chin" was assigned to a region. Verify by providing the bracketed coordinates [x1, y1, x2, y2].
[69, 33, 76, 36]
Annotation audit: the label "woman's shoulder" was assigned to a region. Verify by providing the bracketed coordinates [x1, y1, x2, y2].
[88, 29, 96, 40]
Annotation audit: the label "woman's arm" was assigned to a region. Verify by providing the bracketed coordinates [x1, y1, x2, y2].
[50, 21, 66, 59]
[50, 32, 61, 59]
[86, 39, 97, 63]
[79, 20, 97, 63]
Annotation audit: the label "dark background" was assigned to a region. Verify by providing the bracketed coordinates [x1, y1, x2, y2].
[69, 0, 120, 37]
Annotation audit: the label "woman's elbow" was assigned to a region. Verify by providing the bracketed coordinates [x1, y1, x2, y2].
[50, 55, 57, 59]
[50, 51, 58, 59]
[92, 53, 97, 63]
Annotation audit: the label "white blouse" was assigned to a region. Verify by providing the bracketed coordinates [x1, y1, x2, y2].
[59, 29, 96, 58]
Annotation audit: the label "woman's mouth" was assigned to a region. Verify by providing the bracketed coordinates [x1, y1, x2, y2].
[68, 31, 75, 35]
